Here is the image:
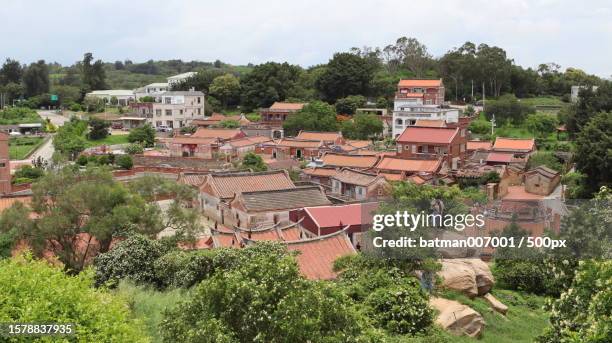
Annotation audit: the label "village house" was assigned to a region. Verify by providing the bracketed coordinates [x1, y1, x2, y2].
[150, 90, 205, 129]
[260, 102, 305, 125]
[227, 186, 331, 228]
[291, 202, 378, 240]
[467, 140, 493, 152]
[330, 168, 390, 201]
[199, 170, 296, 224]
[301, 167, 338, 187]
[320, 153, 380, 169]
[272, 138, 324, 159]
[396, 126, 466, 169]
[191, 113, 251, 128]
[524, 166, 561, 196]
[392, 79, 460, 137]
[191, 128, 246, 142]
[241, 124, 284, 139]
[296, 131, 344, 145]
[486, 137, 536, 166]
[218, 136, 272, 159]
[169, 136, 218, 158]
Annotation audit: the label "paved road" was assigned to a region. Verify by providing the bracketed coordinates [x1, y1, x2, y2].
[38, 110, 70, 127]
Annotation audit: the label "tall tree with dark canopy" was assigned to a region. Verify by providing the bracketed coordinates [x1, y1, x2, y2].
[283, 101, 339, 136]
[81, 52, 107, 92]
[22, 60, 49, 97]
[0, 58, 23, 85]
[240, 62, 303, 111]
[315, 52, 375, 102]
[574, 111, 612, 196]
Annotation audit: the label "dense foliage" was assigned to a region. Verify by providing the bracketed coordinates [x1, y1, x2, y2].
[127, 124, 156, 147]
[283, 101, 339, 136]
[0, 254, 147, 342]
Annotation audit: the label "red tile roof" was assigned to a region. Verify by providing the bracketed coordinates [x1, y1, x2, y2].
[201, 170, 295, 199]
[467, 140, 493, 151]
[303, 202, 378, 229]
[332, 168, 385, 187]
[486, 152, 513, 163]
[192, 128, 244, 140]
[296, 131, 342, 142]
[303, 167, 338, 177]
[493, 137, 535, 152]
[346, 140, 372, 149]
[224, 136, 272, 148]
[398, 79, 442, 87]
[276, 138, 323, 148]
[231, 186, 331, 213]
[285, 230, 356, 280]
[321, 153, 379, 169]
[397, 126, 458, 144]
[178, 172, 209, 187]
[375, 156, 442, 173]
[503, 186, 546, 200]
[269, 102, 305, 111]
[378, 172, 404, 181]
[171, 136, 217, 145]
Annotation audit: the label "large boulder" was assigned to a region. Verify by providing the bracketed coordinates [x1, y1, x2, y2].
[462, 258, 495, 295]
[430, 297, 485, 337]
[484, 293, 508, 315]
[438, 259, 495, 297]
[438, 260, 478, 297]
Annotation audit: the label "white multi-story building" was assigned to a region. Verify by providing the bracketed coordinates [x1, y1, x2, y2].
[150, 90, 205, 129]
[167, 72, 197, 86]
[392, 79, 459, 137]
[134, 82, 170, 100]
[85, 90, 135, 106]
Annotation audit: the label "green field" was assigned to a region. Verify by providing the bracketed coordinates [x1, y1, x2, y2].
[84, 134, 130, 148]
[9, 136, 46, 160]
[518, 96, 566, 107]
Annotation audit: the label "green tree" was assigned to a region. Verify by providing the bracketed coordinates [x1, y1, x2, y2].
[341, 113, 383, 139]
[315, 52, 376, 102]
[0, 254, 148, 342]
[159, 242, 364, 343]
[81, 52, 107, 92]
[526, 151, 563, 171]
[218, 119, 240, 128]
[525, 113, 558, 137]
[485, 94, 535, 125]
[171, 69, 224, 93]
[53, 117, 89, 159]
[241, 152, 267, 171]
[283, 101, 339, 136]
[334, 95, 366, 115]
[1, 167, 162, 273]
[22, 60, 49, 97]
[0, 58, 23, 85]
[566, 82, 612, 135]
[209, 74, 240, 108]
[574, 112, 612, 195]
[88, 118, 110, 140]
[128, 124, 156, 147]
[240, 62, 303, 111]
[116, 154, 133, 169]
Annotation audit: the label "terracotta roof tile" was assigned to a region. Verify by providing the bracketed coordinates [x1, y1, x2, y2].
[285, 230, 356, 280]
[398, 79, 443, 87]
[346, 140, 372, 149]
[178, 172, 208, 187]
[467, 140, 492, 151]
[303, 167, 338, 177]
[414, 119, 446, 127]
[276, 138, 323, 148]
[201, 170, 295, 199]
[493, 137, 535, 152]
[332, 168, 383, 187]
[224, 136, 272, 148]
[269, 102, 305, 111]
[296, 131, 342, 142]
[486, 152, 513, 163]
[375, 156, 441, 173]
[192, 128, 244, 140]
[233, 186, 331, 212]
[321, 153, 379, 169]
[397, 126, 459, 144]
[171, 136, 217, 145]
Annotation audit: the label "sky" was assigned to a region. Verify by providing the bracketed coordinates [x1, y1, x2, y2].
[1, 0, 611, 76]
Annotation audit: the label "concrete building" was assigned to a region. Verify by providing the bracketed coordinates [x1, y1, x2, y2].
[150, 90, 205, 129]
[570, 85, 599, 103]
[330, 168, 390, 201]
[86, 90, 135, 106]
[392, 79, 460, 137]
[396, 126, 467, 169]
[134, 82, 170, 100]
[260, 102, 305, 125]
[167, 72, 197, 86]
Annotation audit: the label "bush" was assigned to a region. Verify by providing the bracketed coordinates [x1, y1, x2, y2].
[335, 95, 367, 115]
[469, 120, 490, 134]
[116, 154, 133, 170]
[88, 118, 111, 140]
[94, 234, 168, 288]
[13, 165, 44, 181]
[76, 154, 89, 166]
[366, 281, 434, 334]
[128, 124, 156, 147]
[68, 102, 82, 112]
[0, 253, 147, 342]
[125, 142, 144, 155]
[485, 94, 535, 125]
[526, 151, 563, 171]
[154, 249, 219, 289]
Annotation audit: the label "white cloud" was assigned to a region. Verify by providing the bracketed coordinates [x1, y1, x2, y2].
[1, 0, 610, 76]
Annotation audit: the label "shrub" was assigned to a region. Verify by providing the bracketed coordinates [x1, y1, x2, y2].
[88, 118, 110, 140]
[125, 142, 144, 155]
[526, 151, 563, 171]
[94, 234, 168, 288]
[76, 154, 89, 166]
[128, 124, 156, 147]
[0, 253, 147, 342]
[365, 281, 434, 335]
[154, 249, 218, 289]
[69, 102, 82, 112]
[116, 154, 133, 170]
[469, 120, 490, 134]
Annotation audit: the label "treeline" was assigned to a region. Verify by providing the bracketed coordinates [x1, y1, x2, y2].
[1, 37, 605, 111]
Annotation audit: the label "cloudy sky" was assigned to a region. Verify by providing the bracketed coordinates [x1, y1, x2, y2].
[2, 0, 611, 76]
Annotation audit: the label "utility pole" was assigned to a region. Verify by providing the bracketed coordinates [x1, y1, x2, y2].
[471, 80, 474, 101]
[482, 82, 486, 111]
[491, 114, 496, 135]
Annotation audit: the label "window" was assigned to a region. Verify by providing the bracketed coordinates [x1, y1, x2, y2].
[460, 144, 466, 153]
[156, 121, 162, 127]
[461, 128, 466, 137]
[0, 163, 5, 167]
[197, 97, 201, 104]
[165, 109, 172, 116]
[179, 109, 183, 115]
[197, 108, 201, 115]
[398, 144, 403, 153]
[167, 121, 173, 128]
[164, 97, 171, 104]
[155, 109, 162, 116]
[411, 145, 417, 154]
[395, 118, 403, 125]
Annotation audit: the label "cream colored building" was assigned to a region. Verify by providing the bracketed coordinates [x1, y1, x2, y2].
[150, 90, 205, 129]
